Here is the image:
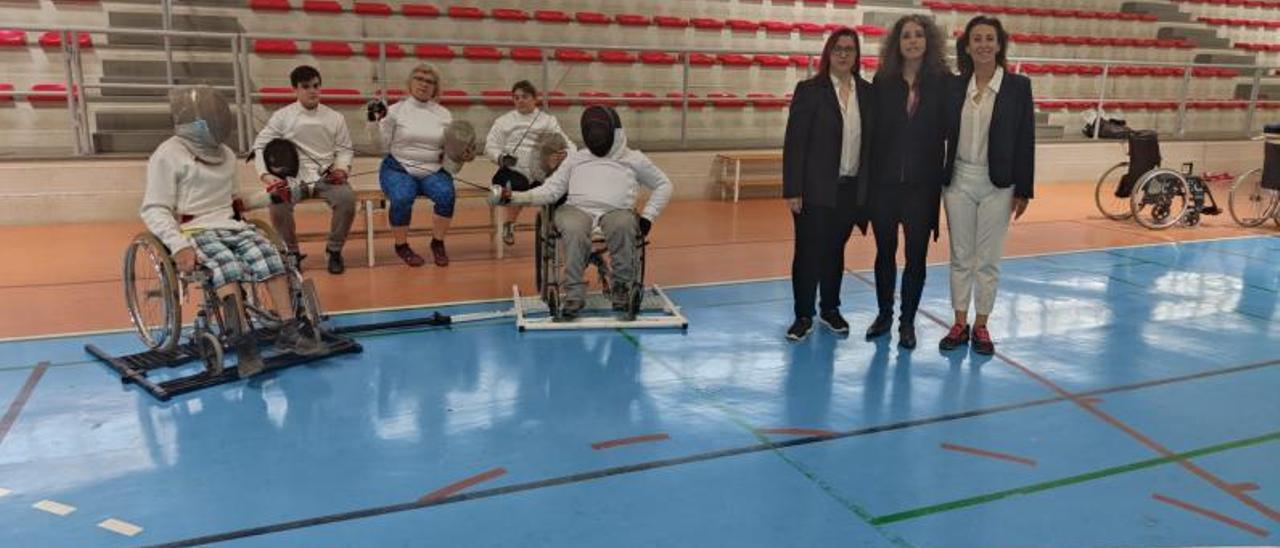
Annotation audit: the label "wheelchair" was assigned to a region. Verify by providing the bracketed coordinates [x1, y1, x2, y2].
[1094, 130, 1221, 230]
[1226, 131, 1280, 228]
[532, 204, 647, 322]
[90, 217, 360, 400]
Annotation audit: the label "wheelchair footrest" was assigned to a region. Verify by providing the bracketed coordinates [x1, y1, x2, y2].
[513, 285, 689, 331]
[85, 331, 362, 401]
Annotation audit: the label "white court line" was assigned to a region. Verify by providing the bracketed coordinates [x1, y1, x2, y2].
[0, 487, 11, 497]
[0, 233, 1270, 345]
[98, 518, 143, 537]
[32, 499, 76, 516]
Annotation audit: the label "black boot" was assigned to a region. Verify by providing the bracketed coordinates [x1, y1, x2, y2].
[865, 311, 893, 340]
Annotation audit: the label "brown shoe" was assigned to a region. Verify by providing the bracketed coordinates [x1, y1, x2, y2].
[430, 238, 449, 267]
[395, 243, 425, 267]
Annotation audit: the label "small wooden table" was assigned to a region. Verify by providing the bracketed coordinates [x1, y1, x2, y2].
[714, 152, 784, 202]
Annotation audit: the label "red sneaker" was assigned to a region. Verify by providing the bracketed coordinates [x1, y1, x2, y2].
[939, 323, 969, 351]
[971, 325, 995, 355]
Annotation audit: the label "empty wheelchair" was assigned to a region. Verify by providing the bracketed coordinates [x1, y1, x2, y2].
[1227, 128, 1280, 228]
[532, 204, 647, 323]
[1094, 130, 1222, 229]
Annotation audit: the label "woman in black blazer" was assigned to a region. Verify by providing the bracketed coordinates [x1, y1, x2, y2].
[866, 14, 950, 350]
[938, 16, 1035, 355]
[782, 27, 875, 342]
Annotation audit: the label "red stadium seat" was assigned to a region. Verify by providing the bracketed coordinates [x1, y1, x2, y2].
[491, 8, 529, 21]
[310, 41, 353, 57]
[0, 30, 26, 47]
[462, 46, 502, 60]
[688, 53, 716, 66]
[547, 90, 571, 107]
[302, 0, 342, 13]
[447, 6, 484, 19]
[794, 22, 825, 35]
[621, 91, 661, 108]
[414, 44, 455, 59]
[258, 86, 294, 105]
[598, 50, 637, 64]
[353, 2, 391, 16]
[39, 31, 92, 49]
[761, 21, 793, 33]
[747, 92, 788, 108]
[0, 83, 12, 102]
[861, 57, 879, 71]
[789, 55, 812, 67]
[691, 18, 725, 30]
[726, 19, 759, 32]
[254, 39, 298, 55]
[833, 0, 858, 5]
[510, 47, 542, 61]
[322, 88, 365, 105]
[639, 51, 678, 65]
[654, 16, 688, 29]
[402, 4, 440, 17]
[717, 53, 752, 66]
[28, 83, 74, 104]
[578, 91, 615, 106]
[439, 89, 471, 106]
[250, 0, 291, 12]
[363, 43, 406, 58]
[575, 12, 611, 25]
[535, 10, 571, 23]
[856, 24, 886, 37]
[753, 54, 790, 68]
[554, 49, 593, 63]
[480, 89, 510, 106]
[707, 92, 746, 108]
[665, 92, 705, 108]
[616, 14, 651, 27]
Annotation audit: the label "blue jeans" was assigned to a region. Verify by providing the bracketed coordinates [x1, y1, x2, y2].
[378, 155, 456, 226]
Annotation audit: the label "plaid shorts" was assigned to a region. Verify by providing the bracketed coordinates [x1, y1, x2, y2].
[190, 227, 286, 288]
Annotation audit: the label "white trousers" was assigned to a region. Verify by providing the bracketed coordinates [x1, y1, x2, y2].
[944, 161, 1014, 316]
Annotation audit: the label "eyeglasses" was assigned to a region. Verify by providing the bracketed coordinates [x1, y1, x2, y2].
[830, 46, 857, 57]
[412, 76, 438, 85]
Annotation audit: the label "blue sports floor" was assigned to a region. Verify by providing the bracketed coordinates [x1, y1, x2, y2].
[0, 236, 1276, 546]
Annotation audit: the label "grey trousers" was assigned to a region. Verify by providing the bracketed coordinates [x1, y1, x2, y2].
[554, 206, 639, 303]
[269, 181, 356, 254]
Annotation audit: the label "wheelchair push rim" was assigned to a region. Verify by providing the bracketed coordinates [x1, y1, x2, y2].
[123, 233, 182, 351]
[1130, 168, 1190, 230]
[1095, 162, 1134, 221]
[1228, 168, 1279, 228]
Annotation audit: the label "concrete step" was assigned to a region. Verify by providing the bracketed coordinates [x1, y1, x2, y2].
[1193, 52, 1259, 66]
[1158, 26, 1231, 49]
[100, 59, 236, 97]
[92, 130, 174, 154]
[1233, 82, 1280, 100]
[106, 11, 242, 51]
[1122, 2, 1192, 23]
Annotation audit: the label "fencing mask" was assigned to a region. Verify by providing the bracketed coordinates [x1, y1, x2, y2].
[581, 105, 622, 157]
[441, 119, 478, 174]
[169, 86, 234, 164]
[262, 138, 301, 180]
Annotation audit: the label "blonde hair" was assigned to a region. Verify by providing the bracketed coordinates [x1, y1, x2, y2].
[406, 63, 442, 100]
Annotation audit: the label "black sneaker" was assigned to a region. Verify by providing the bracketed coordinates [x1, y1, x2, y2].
[818, 310, 850, 335]
[327, 250, 345, 274]
[786, 317, 814, 342]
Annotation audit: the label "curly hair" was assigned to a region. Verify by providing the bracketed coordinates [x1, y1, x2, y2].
[877, 15, 949, 83]
[955, 15, 1010, 76]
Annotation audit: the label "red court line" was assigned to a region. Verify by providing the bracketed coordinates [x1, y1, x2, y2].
[759, 427, 838, 438]
[1152, 493, 1270, 537]
[591, 433, 670, 450]
[940, 442, 1037, 467]
[417, 467, 507, 504]
[849, 271, 1280, 524]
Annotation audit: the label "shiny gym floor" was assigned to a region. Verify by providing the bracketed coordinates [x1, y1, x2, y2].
[0, 189, 1277, 546]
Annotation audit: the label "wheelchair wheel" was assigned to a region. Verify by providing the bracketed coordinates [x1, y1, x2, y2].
[195, 331, 224, 376]
[1130, 168, 1189, 230]
[123, 233, 181, 351]
[1228, 168, 1278, 228]
[1094, 162, 1133, 221]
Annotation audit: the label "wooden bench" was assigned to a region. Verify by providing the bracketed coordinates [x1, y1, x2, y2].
[293, 186, 532, 267]
[714, 152, 783, 202]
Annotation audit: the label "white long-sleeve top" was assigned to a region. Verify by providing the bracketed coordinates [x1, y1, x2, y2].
[483, 109, 577, 180]
[525, 131, 673, 223]
[367, 96, 451, 177]
[253, 101, 353, 182]
[140, 137, 246, 254]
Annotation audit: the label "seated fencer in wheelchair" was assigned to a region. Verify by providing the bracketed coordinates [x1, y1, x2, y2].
[491, 105, 673, 320]
[136, 86, 329, 378]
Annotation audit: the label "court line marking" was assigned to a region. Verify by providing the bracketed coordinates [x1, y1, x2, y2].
[33, 499, 76, 516]
[141, 356, 1280, 547]
[591, 433, 670, 450]
[851, 271, 1279, 523]
[1152, 493, 1269, 538]
[0, 234, 1267, 344]
[0, 361, 49, 448]
[940, 443, 1037, 467]
[872, 430, 1280, 525]
[417, 468, 507, 504]
[759, 428, 838, 438]
[99, 518, 145, 537]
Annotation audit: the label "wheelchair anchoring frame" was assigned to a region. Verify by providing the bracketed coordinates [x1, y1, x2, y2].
[86, 331, 362, 402]
[512, 284, 689, 331]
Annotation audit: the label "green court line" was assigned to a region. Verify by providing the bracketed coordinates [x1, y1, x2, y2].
[872, 430, 1280, 525]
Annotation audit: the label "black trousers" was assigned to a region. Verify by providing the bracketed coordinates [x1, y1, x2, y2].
[791, 178, 857, 319]
[870, 182, 939, 323]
